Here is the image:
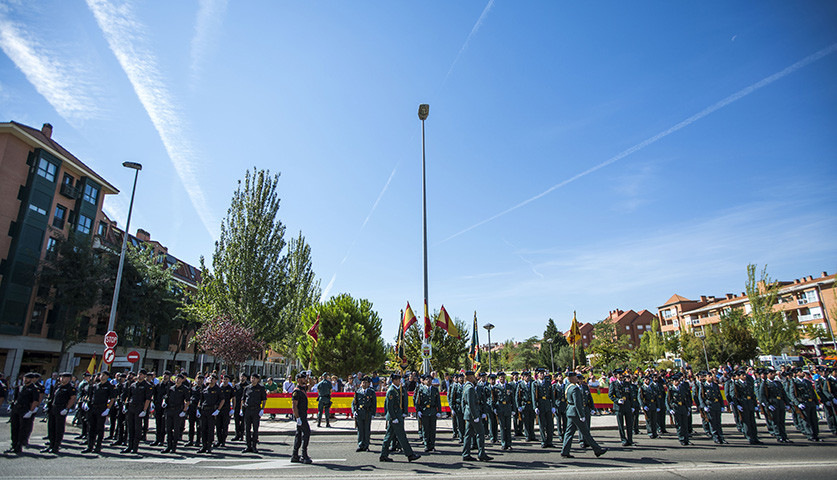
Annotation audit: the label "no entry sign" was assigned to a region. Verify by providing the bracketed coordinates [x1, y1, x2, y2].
[104, 331, 118, 349]
[127, 350, 140, 364]
[103, 347, 115, 365]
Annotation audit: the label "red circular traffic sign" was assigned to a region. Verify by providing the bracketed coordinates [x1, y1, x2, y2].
[103, 348, 115, 365]
[127, 351, 140, 364]
[104, 331, 118, 348]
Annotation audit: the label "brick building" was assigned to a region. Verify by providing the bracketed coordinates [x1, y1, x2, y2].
[603, 309, 656, 347]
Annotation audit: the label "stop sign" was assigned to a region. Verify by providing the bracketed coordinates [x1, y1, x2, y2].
[127, 350, 140, 364]
[104, 331, 118, 348]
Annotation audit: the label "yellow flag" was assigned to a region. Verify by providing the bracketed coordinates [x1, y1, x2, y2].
[567, 311, 581, 345]
[86, 355, 97, 374]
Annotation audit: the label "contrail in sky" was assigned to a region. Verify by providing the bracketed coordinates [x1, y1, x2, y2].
[441, 43, 837, 244]
[441, 0, 495, 88]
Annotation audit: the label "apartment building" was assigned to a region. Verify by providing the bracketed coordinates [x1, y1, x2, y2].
[603, 309, 656, 347]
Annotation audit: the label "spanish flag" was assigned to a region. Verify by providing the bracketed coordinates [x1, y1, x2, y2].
[435, 305, 461, 339]
[402, 302, 417, 333]
[424, 301, 432, 340]
[469, 311, 481, 369]
[567, 311, 581, 345]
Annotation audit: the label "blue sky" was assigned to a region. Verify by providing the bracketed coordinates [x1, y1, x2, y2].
[2, 1, 836, 344]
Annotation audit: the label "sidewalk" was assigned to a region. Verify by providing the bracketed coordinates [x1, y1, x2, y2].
[258, 411, 751, 436]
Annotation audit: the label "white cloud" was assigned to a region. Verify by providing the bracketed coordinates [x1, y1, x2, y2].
[0, 9, 103, 123]
[190, 0, 228, 88]
[86, 0, 218, 239]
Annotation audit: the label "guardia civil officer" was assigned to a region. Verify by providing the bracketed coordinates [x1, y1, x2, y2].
[734, 370, 762, 444]
[461, 370, 491, 462]
[759, 368, 790, 443]
[316, 373, 333, 428]
[42, 372, 76, 454]
[291, 372, 312, 464]
[216, 375, 235, 448]
[123, 369, 153, 454]
[161, 373, 190, 453]
[608, 369, 634, 446]
[638, 375, 660, 439]
[515, 370, 536, 441]
[552, 372, 568, 440]
[379, 372, 420, 462]
[82, 370, 115, 454]
[351, 375, 376, 451]
[789, 367, 821, 442]
[532, 369, 555, 448]
[493, 372, 515, 450]
[231, 373, 247, 441]
[699, 371, 727, 444]
[241, 373, 267, 453]
[560, 371, 606, 458]
[666, 374, 692, 445]
[449, 373, 465, 442]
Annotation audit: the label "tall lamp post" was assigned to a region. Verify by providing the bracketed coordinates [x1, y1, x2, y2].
[547, 338, 555, 373]
[106, 162, 142, 337]
[484, 323, 494, 373]
[696, 331, 710, 372]
[418, 104, 431, 374]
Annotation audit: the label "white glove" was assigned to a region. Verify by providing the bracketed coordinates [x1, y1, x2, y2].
[60, 409, 69, 416]
[474, 417, 480, 423]
[239, 410, 244, 416]
[139, 410, 147, 418]
[23, 410, 35, 419]
[179, 411, 186, 418]
[535, 408, 539, 414]
[737, 405, 743, 411]
[768, 405, 775, 411]
[196, 410, 201, 418]
[436, 413, 442, 418]
[82, 403, 89, 411]
[551, 408, 556, 414]
[755, 406, 759, 412]
[618, 399, 624, 404]
[122, 406, 127, 413]
[481, 413, 486, 419]
[798, 404, 805, 410]
[643, 406, 649, 411]
[631, 408, 635, 413]
[392, 418, 399, 424]
[162, 401, 167, 408]
[102, 408, 110, 417]
[258, 409, 264, 417]
[417, 411, 422, 418]
[518, 407, 523, 412]
[669, 410, 675, 415]
[704, 407, 709, 412]
[296, 418, 302, 426]
[230, 409, 234, 416]
[212, 409, 219, 416]
[580, 417, 585, 422]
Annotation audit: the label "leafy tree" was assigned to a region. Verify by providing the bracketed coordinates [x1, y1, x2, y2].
[588, 321, 631, 372]
[36, 233, 109, 365]
[715, 308, 759, 365]
[746, 264, 798, 355]
[400, 313, 470, 373]
[646, 317, 666, 358]
[194, 316, 265, 367]
[297, 294, 386, 376]
[539, 318, 568, 370]
[555, 343, 586, 371]
[501, 337, 541, 371]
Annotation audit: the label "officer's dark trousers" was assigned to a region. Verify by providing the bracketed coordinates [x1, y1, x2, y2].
[381, 418, 414, 458]
[108, 407, 119, 438]
[555, 408, 566, 439]
[356, 413, 372, 448]
[488, 410, 498, 442]
[537, 408, 553, 446]
[234, 408, 244, 438]
[188, 408, 200, 445]
[561, 415, 602, 456]
[657, 402, 668, 432]
[615, 408, 633, 444]
[461, 418, 485, 459]
[127, 411, 143, 451]
[165, 411, 184, 451]
[87, 407, 106, 450]
[317, 398, 331, 425]
[451, 407, 460, 438]
[244, 408, 260, 449]
[10, 412, 25, 452]
[706, 407, 723, 441]
[824, 402, 837, 434]
[216, 410, 230, 444]
[454, 409, 465, 442]
[498, 412, 512, 448]
[154, 408, 166, 443]
[740, 407, 759, 443]
[115, 409, 127, 443]
[293, 418, 311, 458]
[200, 409, 217, 451]
[767, 403, 786, 440]
[521, 407, 535, 440]
[674, 412, 689, 443]
[419, 412, 437, 449]
[799, 403, 819, 440]
[47, 411, 68, 452]
[644, 409, 658, 437]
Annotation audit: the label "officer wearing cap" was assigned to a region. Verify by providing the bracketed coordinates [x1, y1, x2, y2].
[734, 369, 762, 444]
[532, 369, 555, 448]
[197, 373, 223, 453]
[515, 370, 536, 441]
[379, 372, 421, 463]
[511, 371, 523, 437]
[123, 369, 153, 454]
[813, 366, 836, 436]
[759, 368, 790, 443]
[789, 366, 821, 441]
[449, 373, 464, 443]
[414, 373, 441, 452]
[493, 372, 515, 450]
[6, 373, 40, 455]
[74, 372, 91, 441]
[160, 372, 190, 453]
[110, 372, 127, 444]
[352, 375, 376, 451]
[291, 371, 312, 464]
[561, 371, 606, 458]
[42, 372, 76, 454]
[825, 367, 837, 435]
[638, 375, 660, 439]
[552, 372, 568, 440]
[216, 374, 235, 449]
[486, 373, 499, 443]
[185, 374, 204, 447]
[476, 372, 490, 442]
[699, 371, 726, 444]
[667, 374, 692, 445]
[82, 370, 115, 454]
[316, 373, 333, 428]
[461, 370, 491, 461]
[608, 369, 634, 446]
[241, 373, 267, 453]
[150, 371, 172, 447]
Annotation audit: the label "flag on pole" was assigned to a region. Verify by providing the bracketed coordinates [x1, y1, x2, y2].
[424, 301, 432, 340]
[307, 315, 321, 343]
[402, 302, 417, 333]
[469, 311, 481, 369]
[435, 305, 461, 339]
[567, 311, 581, 345]
[397, 310, 407, 369]
[86, 355, 97, 375]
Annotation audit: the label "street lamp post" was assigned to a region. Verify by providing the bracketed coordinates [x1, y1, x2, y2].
[547, 338, 554, 373]
[696, 331, 710, 371]
[106, 162, 142, 338]
[418, 104, 430, 374]
[484, 323, 494, 373]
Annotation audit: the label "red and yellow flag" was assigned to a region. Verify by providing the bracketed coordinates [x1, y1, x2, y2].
[435, 305, 461, 339]
[567, 311, 581, 346]
[307, 315, 321, 343]
[402, 302, 417, 333]
[424, 301, 432, 340]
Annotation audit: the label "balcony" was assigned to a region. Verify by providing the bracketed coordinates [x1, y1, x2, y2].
[59, 182, 79, 199]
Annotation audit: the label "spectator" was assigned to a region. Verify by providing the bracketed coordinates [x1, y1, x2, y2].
[283, 375, 294, 393]
[371, 372, 380, 391]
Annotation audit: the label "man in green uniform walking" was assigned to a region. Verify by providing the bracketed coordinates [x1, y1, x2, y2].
[461, 370, 491, 461]
[560, 371, 606, 458]
[414, 374, 441, 452]
[316, 373, 332, 428]
[379, 373, 421, 462]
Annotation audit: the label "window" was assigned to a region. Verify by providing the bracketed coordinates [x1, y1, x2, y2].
[46, 237, 57, 252]
[37, 158, 57, 182]
[29, 204, 47, 215]
[83, 183, 99, 205]
[662, 309, 673, 319]
[744, 304, 752, 314]
[626, 326, 630, 331]
[52, 205, 67, 228]
[798, 290, 818, 305]
[62, 173, 74, 186]
[97, 221, 107, 236]
[77, 214, 92, 234]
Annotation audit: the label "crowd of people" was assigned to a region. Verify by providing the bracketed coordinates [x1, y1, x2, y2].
[2, 362, 835, 464]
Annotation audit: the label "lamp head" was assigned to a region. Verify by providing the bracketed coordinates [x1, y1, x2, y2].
[122, 161, 143, 171]
[418, 104, 429, 121]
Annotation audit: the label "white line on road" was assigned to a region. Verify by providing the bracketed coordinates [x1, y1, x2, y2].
[207, 458, 347, 470]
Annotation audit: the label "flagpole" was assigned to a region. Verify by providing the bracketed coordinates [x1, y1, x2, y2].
[418, 104, 431, 375]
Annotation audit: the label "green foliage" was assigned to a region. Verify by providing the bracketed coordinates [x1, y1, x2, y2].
[539, 318, 568, 370]
[555, 343, 586, 371]
[297, 294, 386, 377]
[36, 233, 109, 354]
[501, 337, 541, 371]
[680, 309, 758, 368]
[588, 321, 631, 372]
[746, 264, 799, 355]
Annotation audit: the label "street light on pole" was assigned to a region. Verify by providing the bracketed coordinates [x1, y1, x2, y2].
[484, 323, 494, 373]
[418, 104, 431, 374]
[547, 338, 555, 373]
[695, 330, 709, 372]
[106, 161, 142, 338]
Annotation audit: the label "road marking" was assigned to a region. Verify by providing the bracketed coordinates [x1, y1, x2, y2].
[207, 458, 347, 470]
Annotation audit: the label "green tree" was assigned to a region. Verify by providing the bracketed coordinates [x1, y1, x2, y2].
[746, 264, 798, 355]
[555, 343, 586, 370]
[297, 294, 386, 376]
[646, 317, 666, 358]
[588, 321, 630, 372]
[501, 337, 541, 371]
[194, 168, 304, 345]
[36, 233, 109, 366]
[716, 308, 759, 365]
[539, 318, 568, 370]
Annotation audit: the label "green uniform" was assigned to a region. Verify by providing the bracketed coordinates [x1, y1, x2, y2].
[352, 386, 376, 449]
[315, 379, 332, 427]
[666, 382, 691, 444]
[699, 380, 725, 443]
[493, 380, 515, 449]
[733, 376, 761, 444]
[413, 384, 441, 450]
[552, 381, 567, 439]
[515, 379, 536, 441]
[449, 382, 464, 442]
[759, 378, 789, 442]
[815, 375, 836, 435]
[789, 377, 820, 441]
[638, 380, 660, 438]
[725, 377, 743, 432]
[532, 379, 555, 447]
[560, 382, 604, 456]
[608, 379, 634, 445]
[461, 380, 487, 459]
[379, 384, 415, 460]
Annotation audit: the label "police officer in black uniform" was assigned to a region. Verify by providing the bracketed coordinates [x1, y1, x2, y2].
[197, 373, 223, 454]
[232, 373, 248, 441]
[241, 373, 268, 453]
[185, 374, 204, 447]
[6, 372, 40, 455]
[216, 374, 235, 448]
[161, 373, 190, 453]
[82, 371, 115, 454]
[42, 372, 76, 454]
[123, 369, 153, 454]
[151, 371, 173, 446]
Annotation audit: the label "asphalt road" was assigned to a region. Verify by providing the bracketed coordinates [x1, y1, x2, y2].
[1, 419, 835, 479]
